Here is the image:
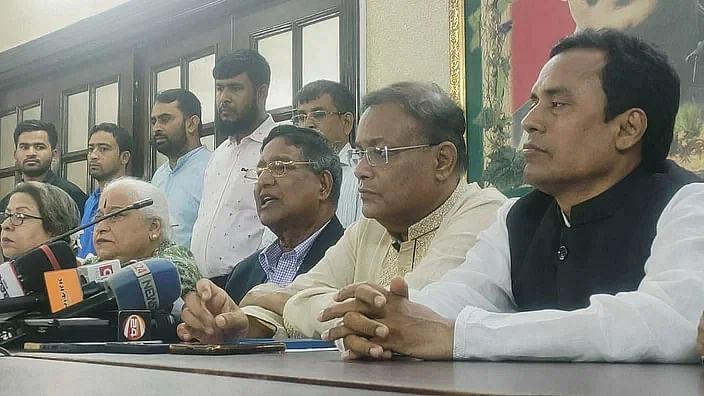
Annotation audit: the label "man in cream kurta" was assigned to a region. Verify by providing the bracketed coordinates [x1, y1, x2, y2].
[243, 181, 505, 338]
[176, 81, 506, 344]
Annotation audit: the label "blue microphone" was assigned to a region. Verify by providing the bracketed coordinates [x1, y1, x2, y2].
[53, 258, 181, 318]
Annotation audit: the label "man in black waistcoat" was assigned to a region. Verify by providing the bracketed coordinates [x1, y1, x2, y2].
[220, 125, 344, 304]
[320, 29, 704, 363]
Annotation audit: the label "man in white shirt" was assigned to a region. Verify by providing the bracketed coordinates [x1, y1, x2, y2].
[190, 49, 275, 287]
[320, 30, 704, 363]
[292, 80, 361, 227]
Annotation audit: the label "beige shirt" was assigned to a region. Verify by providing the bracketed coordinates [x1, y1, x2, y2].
[243, 181, 506, 338]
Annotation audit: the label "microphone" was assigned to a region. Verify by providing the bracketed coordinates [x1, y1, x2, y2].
[76, 259, 121, 285]
[38, 198, 153, 249]
[0, 261, 24, 299]
[12, 241, 77, 294]
[53, 258, 181, 318]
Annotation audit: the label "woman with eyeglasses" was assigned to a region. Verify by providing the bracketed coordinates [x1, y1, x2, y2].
[81, 177, 201, 296]
[1, 182, 80, 260]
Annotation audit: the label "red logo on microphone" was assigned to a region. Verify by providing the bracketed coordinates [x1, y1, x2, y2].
[122, 314, 147, 340]
[98, 264, 115, 277]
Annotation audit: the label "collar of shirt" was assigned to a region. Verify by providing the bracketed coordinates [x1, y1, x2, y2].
[338, 142, 352, 167]
[40, 170, 58, 184]
[167, 145, 208, 173]
[258, 219, 331, 283]
[391, 182, 469, 246]
[225, 115, 275, 147]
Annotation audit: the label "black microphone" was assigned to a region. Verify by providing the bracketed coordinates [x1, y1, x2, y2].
[38, 198, 154, 249]
[13, 241, 77, 294]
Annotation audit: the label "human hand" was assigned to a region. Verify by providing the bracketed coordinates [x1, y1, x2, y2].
[177, 279, 249, 343]
[319, 277, 455, 361]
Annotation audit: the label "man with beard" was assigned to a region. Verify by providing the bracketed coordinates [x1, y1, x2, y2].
[0, 120, 87, 217]
[150, 89, 211, 247]
[190, 49, 274, 287]
[77, 123, 131, 258]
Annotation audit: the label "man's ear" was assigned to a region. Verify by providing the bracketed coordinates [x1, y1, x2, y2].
[186, 115, 201, 137]
[257, 84, 269, 107]
[318, 170, 334, 202]
[120, 151, 131, 166]
[434, 142, 458, 181]
[341, 113, 355, 138]
[615, 108, 647, 152]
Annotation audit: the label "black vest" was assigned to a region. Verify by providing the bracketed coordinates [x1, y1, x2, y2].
[507, 160, 702, 311]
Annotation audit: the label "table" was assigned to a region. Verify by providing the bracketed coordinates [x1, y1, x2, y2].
[8, 350, 704, 395]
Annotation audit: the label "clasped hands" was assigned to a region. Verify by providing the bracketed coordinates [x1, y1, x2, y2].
[318, 276, 455, 360]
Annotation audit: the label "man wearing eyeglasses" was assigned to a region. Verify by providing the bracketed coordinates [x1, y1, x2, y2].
[176, 81, 506, 343]
[211, 125, 344, 303]
[292, 80, 361, 228]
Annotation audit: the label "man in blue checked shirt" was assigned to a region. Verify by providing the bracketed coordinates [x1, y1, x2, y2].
[222, 125, 344, 303]
[150, 89, 211, 248]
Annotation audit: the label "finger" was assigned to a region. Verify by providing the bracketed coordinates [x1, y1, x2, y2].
[181, 306, 214, 335]
[353, 284, 387, 308]
[318, 299, 382, 322]
[321, 311, 388, 339]
[335, 282, 386, 302]
[214, 310, 250, 339]
[177, 322, 205, 342]
[340, 334, 387, 359]
[196, 279, 216, 301]
[389, 276, 409, 298]
[207, 285, 237, 315]
[184, 288, 217, 327]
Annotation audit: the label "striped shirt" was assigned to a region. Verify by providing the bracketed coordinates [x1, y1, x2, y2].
[258, 221, 330, 286]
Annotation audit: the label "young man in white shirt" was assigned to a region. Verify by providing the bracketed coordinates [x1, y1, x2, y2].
[190, 49, 275, 287]
[321, 29, 704, 363]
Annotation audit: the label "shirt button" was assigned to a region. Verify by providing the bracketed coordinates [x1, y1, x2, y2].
[557, 245, 568, 261]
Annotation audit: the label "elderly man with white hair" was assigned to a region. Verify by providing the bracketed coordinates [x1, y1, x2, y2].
[82, 177, 201, 295]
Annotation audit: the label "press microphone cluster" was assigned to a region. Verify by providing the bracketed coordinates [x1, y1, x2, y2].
[0, 198, 154, 314]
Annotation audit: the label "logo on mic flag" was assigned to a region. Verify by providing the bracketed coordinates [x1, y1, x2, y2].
[98, 264, 115, 277]
[122, 314, 147, 340]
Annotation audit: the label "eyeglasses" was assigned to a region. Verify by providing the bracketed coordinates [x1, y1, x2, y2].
[241, 160, 317, 183]
[291, 110, 345, 125]
[347, 144, 432, 167]
[0, 211, 43, 227]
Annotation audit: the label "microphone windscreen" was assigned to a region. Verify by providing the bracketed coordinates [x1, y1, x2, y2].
[14, 241, 77, 293]
[106, 258, 181, 311]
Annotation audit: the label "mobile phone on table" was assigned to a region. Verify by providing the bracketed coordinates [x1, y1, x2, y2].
[169, 342, 285, 355]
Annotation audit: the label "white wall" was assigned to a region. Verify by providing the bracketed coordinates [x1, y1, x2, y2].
[0, 0, 452, 92]
[0, 0, 131, 52]
[365, 0, 450, 92]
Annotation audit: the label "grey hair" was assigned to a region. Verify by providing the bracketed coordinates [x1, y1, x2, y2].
[361, 81, 468, 172]
[103, 177, 172, 241]
[7, 182, 80, 244]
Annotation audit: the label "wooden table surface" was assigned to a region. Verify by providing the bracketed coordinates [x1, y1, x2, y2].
[10, 350, 704, 395]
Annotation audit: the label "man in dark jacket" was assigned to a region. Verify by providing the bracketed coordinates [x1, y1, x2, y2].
[224, 125, 344, 303]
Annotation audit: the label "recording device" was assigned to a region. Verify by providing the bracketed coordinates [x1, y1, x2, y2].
[53, 258, 181, 318]
[168, 342, 286, 355]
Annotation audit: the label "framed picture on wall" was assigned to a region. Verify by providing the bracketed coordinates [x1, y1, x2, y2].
[450, 0, 704, 195]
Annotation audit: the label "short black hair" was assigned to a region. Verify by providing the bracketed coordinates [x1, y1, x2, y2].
[14, 120, 58, 149]
[213, 49, 271, 88]
[155, 88, 203, 136]
[296, 79, 356, 143]
[262, 125, 342, 206]
[361, 81, 468, 172]
[89, 122, 133, 154]
[550, 29, 680, 170]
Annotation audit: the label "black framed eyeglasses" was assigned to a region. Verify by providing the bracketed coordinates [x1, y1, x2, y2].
[347, 144, 432, 167]
[0, 211, 43, 227]
[291, 110, 345, 125]
[241, 160, 317, 183]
